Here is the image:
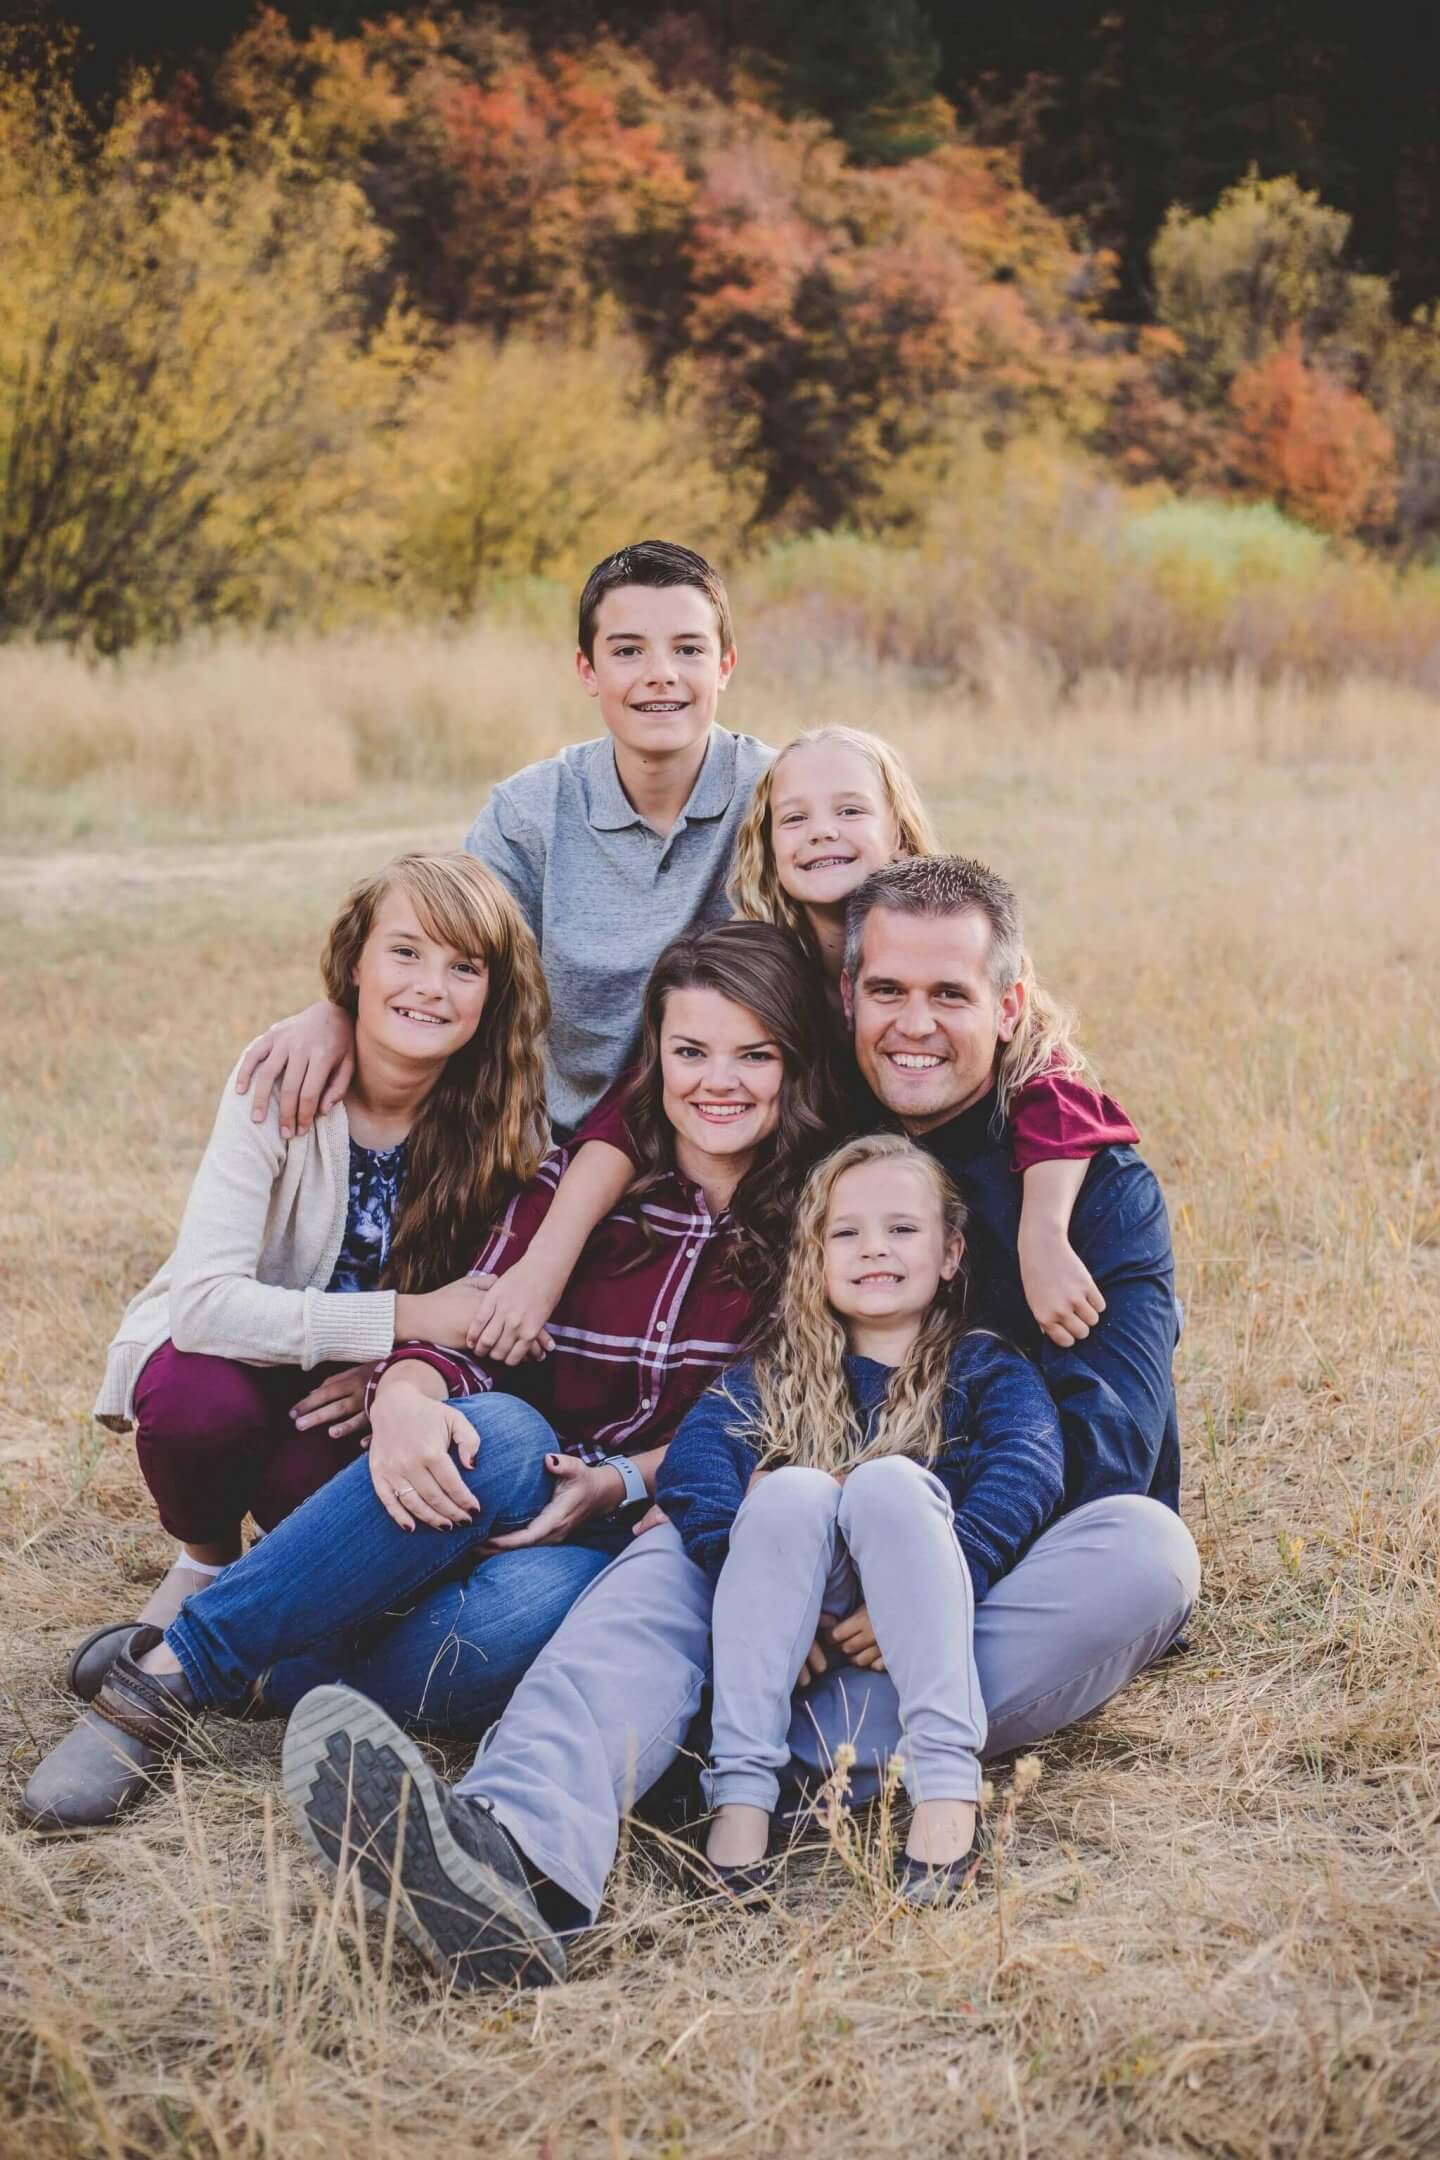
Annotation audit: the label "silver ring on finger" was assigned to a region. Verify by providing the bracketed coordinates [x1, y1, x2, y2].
[394, 1483, 417, 1499]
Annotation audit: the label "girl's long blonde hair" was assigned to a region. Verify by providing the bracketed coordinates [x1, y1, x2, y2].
[738, 1134, 972, 1475]
[322, 852, 550, 1292]
[996, 960, 1089, 1125]
[728, 728, 938, 956]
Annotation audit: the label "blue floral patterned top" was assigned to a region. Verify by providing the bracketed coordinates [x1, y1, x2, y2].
[326, 1139, 408, 1293]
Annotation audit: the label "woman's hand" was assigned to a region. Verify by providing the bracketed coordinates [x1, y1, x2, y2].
[235, 1002, 356, 1140]
[290, 1363, 377, 1441]
[368, 1387, 482, 1531]
[464, 1257, 558, 1365]
[820, 1602, 886, 1672]
[483, 1453, 624, 1552]
[394, 1276, 494, 1349]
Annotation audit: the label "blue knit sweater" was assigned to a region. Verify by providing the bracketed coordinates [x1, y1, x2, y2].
[656, 1332, 1065, 1602]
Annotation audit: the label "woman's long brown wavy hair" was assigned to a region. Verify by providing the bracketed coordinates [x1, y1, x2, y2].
[622, 920, 838, 1307]
[739, 1134, 973, 1474]
[322, 852, 550, 1291]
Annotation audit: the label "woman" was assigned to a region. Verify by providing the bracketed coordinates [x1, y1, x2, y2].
[73, 850, 548, 1685]
[22, 921, 836, 1832]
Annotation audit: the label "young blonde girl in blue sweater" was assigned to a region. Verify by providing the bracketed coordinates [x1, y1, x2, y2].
[658, 1133, 1065, 1902]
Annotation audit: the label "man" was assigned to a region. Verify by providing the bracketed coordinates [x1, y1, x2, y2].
[279, 856, 1200, 1989]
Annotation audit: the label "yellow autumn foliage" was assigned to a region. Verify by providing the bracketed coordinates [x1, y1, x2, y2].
[0, 66, 423, 651]
[395, 327, 759, 606]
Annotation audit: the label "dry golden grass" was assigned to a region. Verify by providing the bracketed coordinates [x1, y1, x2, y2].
[1, 639, 1438, 2157]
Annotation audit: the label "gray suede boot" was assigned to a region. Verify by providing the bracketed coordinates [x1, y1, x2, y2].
[19, 1628, 198, 1832]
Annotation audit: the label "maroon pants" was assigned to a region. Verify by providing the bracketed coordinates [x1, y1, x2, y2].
[133, 1342, 364, 1545]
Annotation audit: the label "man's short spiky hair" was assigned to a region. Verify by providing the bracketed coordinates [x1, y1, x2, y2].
[577, 541, 733, 661]
[843, 854, 1024, 992]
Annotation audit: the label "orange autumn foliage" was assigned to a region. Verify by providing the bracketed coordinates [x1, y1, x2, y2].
[1228, 336, 1397, 536]
[436, 49, 692, 336]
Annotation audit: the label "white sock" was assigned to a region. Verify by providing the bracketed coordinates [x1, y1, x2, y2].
[176, 1548, 230, 1578]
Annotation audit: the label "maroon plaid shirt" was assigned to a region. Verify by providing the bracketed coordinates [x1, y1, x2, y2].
[367, 1149, 755, 1461]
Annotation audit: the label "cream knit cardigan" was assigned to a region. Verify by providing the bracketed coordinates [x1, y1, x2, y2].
[95, 1062, 398, 1428]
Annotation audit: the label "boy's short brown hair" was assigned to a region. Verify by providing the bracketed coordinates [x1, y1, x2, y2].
[577, 541, 733, 661]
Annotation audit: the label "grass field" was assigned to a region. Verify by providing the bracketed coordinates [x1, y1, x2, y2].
[1, 645, 1438, 2157]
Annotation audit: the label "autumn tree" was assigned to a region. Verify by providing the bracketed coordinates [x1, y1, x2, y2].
[398, 326, 756, 603]
[0, 57, 422, 650]
[435, 44, 693, 340]
[1227, 335, 1396, 536]
[1369, 306, 1440, 554]
[1151, 171, 1391, 403]
[685, 119, 1121, 526]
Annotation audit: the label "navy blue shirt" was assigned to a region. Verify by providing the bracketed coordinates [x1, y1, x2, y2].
[657, 1334, 1065, 1603]
[915, 1091, 1182, 1514]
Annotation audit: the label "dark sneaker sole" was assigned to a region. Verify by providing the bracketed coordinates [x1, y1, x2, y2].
[281, 1685, 566, 1990]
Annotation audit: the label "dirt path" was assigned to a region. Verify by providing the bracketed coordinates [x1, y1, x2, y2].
[0, 820, 456, 924]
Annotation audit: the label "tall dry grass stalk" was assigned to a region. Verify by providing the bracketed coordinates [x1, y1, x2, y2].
[2, 616, 1437, 847]
[1, 667, 1437, 2155]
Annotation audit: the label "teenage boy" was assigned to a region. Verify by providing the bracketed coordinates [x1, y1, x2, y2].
[237, 542, 771, 1357]
[240, 541, 769, 1137]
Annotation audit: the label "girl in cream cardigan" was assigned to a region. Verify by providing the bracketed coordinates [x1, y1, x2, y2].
[74, 851, 549, 1693]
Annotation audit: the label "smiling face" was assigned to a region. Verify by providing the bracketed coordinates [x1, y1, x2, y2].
[351, 885, 490, 1071]
[769, 741, 905, 911]
[659, 984, 785, 1187]
[822, 1156, 961, 1333]
[576, 584, 736, 761]
[844, 905, 1025, 1133]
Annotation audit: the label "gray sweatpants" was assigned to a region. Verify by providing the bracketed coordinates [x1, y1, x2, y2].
[707, 1457, 983, 1813]
[457, 1493, 1200, 1922]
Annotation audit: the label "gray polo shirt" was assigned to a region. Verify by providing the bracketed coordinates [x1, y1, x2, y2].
[464, 728, 773, 1131]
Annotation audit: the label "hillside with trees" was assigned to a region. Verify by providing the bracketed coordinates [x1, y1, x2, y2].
[3, 3, 1439, 665]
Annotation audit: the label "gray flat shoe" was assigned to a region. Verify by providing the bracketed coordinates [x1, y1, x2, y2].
[895, 1828, 985, 1908]
[282, 1684, 566, 1991]
[67, 1622, 146, 1703]
[704, 1854, 781, 1906]
[19, 1628, 197, 1833]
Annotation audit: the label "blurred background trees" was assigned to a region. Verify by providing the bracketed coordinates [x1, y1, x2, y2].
[2, 3, 1439, 657]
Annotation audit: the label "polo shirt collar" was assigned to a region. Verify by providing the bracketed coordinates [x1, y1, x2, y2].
[586, 729, 738, 833]
[682, 727, 739, 822]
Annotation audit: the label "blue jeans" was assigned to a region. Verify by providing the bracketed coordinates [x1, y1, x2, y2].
[165, 1393, 625, 1738]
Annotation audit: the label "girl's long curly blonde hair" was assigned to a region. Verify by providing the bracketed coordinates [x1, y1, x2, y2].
[739, 1134, 972, 1475]
[322, 852, 550, 1292]
[728, 728, 938, 956]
